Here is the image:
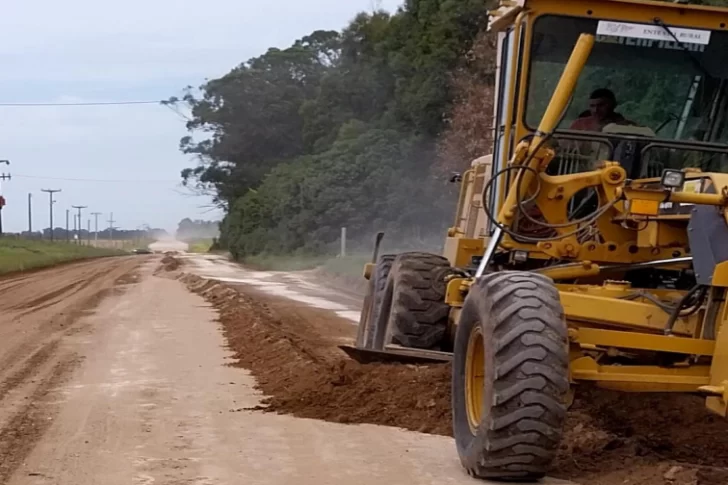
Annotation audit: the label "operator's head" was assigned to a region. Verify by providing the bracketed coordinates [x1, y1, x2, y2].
[588, 88, 617, 121]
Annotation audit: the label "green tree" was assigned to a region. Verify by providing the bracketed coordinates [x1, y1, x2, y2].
[173, 0, 492, 259]
[171, 30, 342, 206]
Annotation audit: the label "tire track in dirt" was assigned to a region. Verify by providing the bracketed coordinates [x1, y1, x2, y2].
[12, 280, 87, 312]
[14, 270, 118, 317]
[0, 258, 141, 374]
[0, 357, 77, 484]
[0, 256, 145, 484]
[0, 341, 59, 403]
[0, 258, 107, 294]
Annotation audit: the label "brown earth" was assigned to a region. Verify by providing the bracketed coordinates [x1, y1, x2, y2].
[158, 254, 180, 272]
[180, 274, 452, 434]
[0, 256, 144, 483]
[179, 268, 728, 485]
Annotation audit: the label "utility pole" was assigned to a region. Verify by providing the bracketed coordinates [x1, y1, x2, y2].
[87, 219, 91, 246]
[72, 205, 87, 245]
[65, 209, 70, 242]
[91, 212, 102, 246]
[74, 214, 80, 243]
[108, 212, 115, 245]
[41, 189, 61, 242]
[27, 193, 32, 235]
[0, 173, 11, 237]
[0, 160, 10, 238]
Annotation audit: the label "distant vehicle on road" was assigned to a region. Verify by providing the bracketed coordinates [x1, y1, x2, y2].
[131, 248, 153, 255]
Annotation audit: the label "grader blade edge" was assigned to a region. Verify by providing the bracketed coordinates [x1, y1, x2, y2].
[339, 345, 452, 365]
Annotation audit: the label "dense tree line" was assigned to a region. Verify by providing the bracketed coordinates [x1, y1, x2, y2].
[17, 227, 167, 241]
[171, 0, 726, 260]
[170, 0, 494, 259]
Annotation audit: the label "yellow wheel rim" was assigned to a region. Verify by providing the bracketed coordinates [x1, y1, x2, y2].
[465, 324, 485, 433]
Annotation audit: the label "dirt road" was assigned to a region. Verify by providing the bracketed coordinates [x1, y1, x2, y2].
[1, 255, 573, 485]
[0, 256, 144, 483]
[9, 251, 727, 485]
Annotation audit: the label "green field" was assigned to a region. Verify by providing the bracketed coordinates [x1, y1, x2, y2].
[0, 239, 122, 275]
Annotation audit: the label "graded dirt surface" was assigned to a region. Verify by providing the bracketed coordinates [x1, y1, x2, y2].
[3, 253, 571, 485]
[176, 254, 728, 485]
[0, 256, 145, 483]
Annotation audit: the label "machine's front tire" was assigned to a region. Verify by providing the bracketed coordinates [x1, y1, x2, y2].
[372, 252, 454, 350]
[452, 271, 569, 481]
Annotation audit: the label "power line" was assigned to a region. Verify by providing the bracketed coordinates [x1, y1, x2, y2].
[14, 174, 179, 183]
[0, 100, 163, 107]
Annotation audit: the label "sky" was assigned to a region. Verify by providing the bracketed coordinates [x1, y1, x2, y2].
[0, 0, 403, 234]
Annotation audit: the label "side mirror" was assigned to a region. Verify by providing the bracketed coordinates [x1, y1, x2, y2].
[449, 172, 462, 183]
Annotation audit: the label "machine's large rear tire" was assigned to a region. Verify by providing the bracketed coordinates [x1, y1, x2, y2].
[373, 252, 454, 350]
[452, 271, 569, 481]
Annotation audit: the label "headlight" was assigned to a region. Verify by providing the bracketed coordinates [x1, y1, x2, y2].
[661, 169, 685, 189]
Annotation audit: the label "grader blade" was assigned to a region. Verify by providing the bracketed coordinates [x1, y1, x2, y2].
[339, 344, 452, 365]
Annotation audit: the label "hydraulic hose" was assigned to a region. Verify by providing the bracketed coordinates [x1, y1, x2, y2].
[664, 284, 708, 335]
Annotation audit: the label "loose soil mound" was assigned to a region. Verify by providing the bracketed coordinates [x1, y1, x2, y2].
[181, 273, 452, 434]
[180, 269, 728, 485]
[159, 255, 180, 272]
[555, 389, 728, 484]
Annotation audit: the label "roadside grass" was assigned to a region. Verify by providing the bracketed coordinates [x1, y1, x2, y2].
[242, 251, 371, 274]
[320, 254, 370, 278]
[240, 252, 369, 295]
[242, 253, 332, 271]
[123, 238, 155, 250]
[0, 239, 123, 274]
[186, 239, 215, 253]
[239, 242, 446, 290]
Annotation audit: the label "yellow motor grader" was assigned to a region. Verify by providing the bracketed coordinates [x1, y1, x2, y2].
[342, 0, 728, 481]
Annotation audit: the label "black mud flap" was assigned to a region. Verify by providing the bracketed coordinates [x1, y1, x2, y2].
[338, 344, 452, 365]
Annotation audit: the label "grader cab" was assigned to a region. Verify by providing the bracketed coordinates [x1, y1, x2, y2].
[342, 0, 728, 480]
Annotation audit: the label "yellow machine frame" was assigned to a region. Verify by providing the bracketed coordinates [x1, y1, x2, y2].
[445, 0, 728, 266]
[441, 0, 728, 416]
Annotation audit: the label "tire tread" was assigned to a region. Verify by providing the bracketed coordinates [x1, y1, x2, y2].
[459, 271, 568, 480]
[387, 253, 454, 350]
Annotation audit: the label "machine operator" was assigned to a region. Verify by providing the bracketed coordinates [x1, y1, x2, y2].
[569, 88, 636, 132]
